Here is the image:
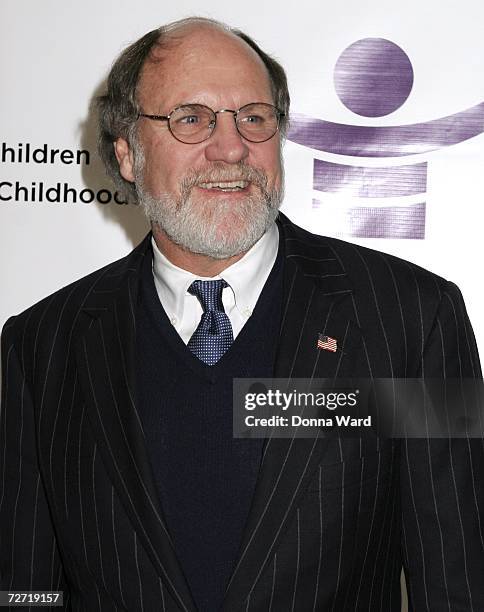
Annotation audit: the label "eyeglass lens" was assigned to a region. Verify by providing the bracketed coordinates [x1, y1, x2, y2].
[168, 103, 280, 143]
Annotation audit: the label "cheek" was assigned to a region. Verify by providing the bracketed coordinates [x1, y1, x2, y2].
[262, 149, 283, 189]
[253, 140, 282, 183]
[141, 150, 179, 195]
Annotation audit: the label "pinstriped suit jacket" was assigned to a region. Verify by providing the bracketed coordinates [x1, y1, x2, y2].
[1, 213, 483, 611]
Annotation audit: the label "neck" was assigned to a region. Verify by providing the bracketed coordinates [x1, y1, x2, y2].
[152, 225, 246, 276]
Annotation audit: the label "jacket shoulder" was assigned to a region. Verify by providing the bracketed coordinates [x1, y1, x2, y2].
[279, 216, 478, 375]
[279, 215, 448, 295]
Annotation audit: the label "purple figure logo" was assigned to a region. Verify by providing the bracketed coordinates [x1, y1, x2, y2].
[288, 38, 484, 239]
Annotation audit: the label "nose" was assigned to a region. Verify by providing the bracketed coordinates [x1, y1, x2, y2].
[203, 112, 250, 164]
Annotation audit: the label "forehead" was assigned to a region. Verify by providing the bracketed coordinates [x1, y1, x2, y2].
[137, 25, 273, 109]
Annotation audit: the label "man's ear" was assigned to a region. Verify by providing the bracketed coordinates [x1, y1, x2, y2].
[114, 138, 135, 182]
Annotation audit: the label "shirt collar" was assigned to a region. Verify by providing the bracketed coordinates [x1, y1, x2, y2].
[151, 222, 279, 323]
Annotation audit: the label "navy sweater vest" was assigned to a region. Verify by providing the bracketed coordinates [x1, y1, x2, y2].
[135, 244, 283, 611]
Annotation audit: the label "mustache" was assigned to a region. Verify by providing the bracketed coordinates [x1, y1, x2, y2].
[180, 162, 269, 192]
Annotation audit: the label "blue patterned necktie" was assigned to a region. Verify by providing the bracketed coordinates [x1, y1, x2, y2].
[187, 279, 234, 365]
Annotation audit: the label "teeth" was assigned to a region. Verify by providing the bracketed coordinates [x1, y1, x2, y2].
[199, 180, 249, 191]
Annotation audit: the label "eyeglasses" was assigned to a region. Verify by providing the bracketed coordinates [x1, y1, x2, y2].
[138, 102, 285, 144]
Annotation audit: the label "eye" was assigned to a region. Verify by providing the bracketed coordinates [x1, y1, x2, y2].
[240, 114, 265, 125]
[170, 105, 214, 131]
[177, 114, 200, 125]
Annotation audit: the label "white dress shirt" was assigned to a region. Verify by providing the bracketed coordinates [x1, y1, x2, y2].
[151, 223, 279, 344]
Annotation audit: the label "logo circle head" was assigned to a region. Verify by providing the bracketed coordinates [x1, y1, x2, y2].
[334, 38, 414, 118]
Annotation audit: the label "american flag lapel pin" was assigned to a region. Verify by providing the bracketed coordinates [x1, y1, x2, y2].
[317, 333, 338, 353]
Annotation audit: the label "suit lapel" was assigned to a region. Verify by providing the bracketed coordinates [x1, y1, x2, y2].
[223, 215, 364, 610]
[75, 236, 196, 612]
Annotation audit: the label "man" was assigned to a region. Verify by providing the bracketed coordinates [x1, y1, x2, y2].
[1, 16, 483, 612]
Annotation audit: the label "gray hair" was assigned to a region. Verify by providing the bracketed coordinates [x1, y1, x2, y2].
[96, 17, 290, 203]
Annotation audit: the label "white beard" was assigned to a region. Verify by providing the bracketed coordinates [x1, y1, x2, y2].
[134, 157, 283, 259]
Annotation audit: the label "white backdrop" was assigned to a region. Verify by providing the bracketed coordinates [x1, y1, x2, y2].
[2, 2, 484, 609]
[1, 0, 484, 353]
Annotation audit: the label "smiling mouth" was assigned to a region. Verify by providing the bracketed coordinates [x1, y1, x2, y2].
[198, 180, 250, 192]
